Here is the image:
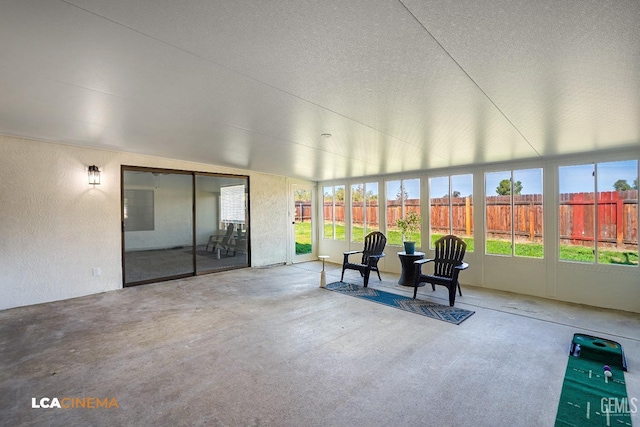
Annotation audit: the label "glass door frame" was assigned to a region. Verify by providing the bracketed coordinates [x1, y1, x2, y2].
[290, 183, 316, 263]
[121, 165, 250, 287]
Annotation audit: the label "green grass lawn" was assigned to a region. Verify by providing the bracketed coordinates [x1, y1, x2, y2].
[322, 223, 420, 248]
[323, 223, 346, 241]
[430, 233, 637, 264]
[295, 222, 313, 255]
[597, 250, 639, 265]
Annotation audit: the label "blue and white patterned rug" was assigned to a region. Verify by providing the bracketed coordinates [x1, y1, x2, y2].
[325, 281, 475, 325]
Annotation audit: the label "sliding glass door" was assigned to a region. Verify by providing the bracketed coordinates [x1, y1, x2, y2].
[123, 169, 194, 284]
[195, 175, 249, 273]
[122, 167, 249, 286]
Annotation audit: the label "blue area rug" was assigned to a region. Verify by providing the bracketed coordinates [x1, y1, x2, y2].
[325, 282, 475, 325]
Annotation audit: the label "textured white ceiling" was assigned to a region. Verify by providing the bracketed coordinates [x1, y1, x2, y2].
[0, 0, 638, 181]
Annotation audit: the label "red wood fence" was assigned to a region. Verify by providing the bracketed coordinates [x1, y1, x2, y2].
[319, 200, 422, 229]
[559, 190, 637, 249]
[485, 194, 543, 243]
[311, 190, 638, 248]
[429, 197, 474, 237]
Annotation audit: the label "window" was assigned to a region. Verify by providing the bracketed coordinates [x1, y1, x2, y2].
[220, 184, 246, 229]
[429, 174, 473, 251]
[123, 189, 154, 231]
[559, 160, 638, 265]
[386, 179, 421, 246]
[351, 182, 379, 243]
[485, 168, 543, 258]
[322, 184, 345, 240]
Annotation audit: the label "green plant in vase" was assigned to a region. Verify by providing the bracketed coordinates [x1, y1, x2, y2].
[395, 212, 421, 254]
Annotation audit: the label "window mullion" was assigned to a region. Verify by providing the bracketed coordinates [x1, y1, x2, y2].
[401, 181, 405, 217]
[363, 183, 367, 235]
[593, 163, 598, 263]
[449, 177, 453, 235]
[511, 171, 515, 256]
[332, 187, 337, 240]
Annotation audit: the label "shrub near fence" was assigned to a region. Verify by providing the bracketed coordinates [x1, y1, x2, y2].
[385, 199, 420, 229]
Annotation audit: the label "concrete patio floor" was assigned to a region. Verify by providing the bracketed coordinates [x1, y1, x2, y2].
[1, 261, 639, 426]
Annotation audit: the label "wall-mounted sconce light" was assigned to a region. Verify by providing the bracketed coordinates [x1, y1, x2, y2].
[88, 165, 101, 185]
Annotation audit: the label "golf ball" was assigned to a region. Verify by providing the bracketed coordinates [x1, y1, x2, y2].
[604, 370, 613, 378]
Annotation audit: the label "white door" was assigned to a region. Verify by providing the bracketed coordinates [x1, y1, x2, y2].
[291, 185, 316, 263]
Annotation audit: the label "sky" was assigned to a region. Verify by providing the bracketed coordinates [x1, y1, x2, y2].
[559, 160, 638, 193]
[385, 179, 420, 200]
[485, 168, 543, 196]
[429, 174, 473, 198]
[336, 160, 638, 201]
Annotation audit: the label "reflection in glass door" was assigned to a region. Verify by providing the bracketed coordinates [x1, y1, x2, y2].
[195, 175, 250, 273]
[123, 170, 194, 285]
[293, 186, 315, 262]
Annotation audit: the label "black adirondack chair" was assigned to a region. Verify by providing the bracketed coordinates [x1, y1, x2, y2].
[341, 231, 387, 288]
[413, 235, 469, 306]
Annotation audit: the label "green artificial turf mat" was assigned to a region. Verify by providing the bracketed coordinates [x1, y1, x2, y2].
[555, 335, 632, 426]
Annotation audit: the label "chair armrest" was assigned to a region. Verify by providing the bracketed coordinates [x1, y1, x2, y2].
[343, 250, 363, 255]
[368, 253, 385, 260]
[414, 258, 433, 276]
[343, 250, 363, 264]
[455, 262, 469, 270]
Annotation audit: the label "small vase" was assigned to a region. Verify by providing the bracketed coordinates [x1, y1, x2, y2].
[403, 241, 416, 255]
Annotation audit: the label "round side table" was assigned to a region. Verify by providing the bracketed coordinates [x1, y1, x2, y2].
[397, 251, 425, 286]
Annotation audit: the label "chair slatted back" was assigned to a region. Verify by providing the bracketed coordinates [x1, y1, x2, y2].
[222, 223, 235, 246]
[361, 232, 387, 264]
[434, 235, 466, 278]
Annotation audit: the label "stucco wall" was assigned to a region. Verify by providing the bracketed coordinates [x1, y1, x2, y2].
[0, 135, 288, 310]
